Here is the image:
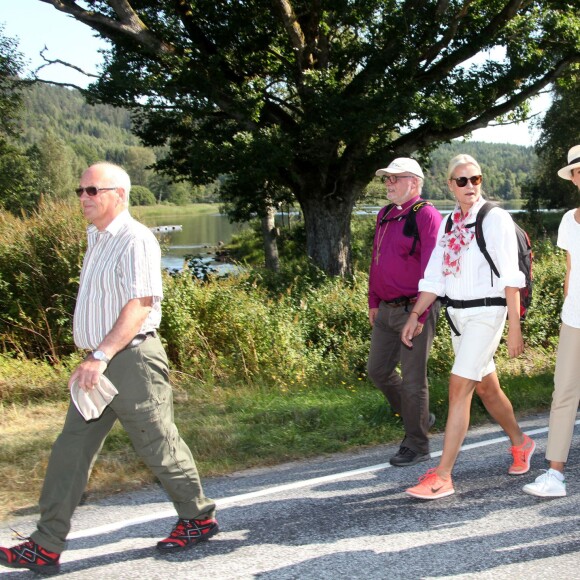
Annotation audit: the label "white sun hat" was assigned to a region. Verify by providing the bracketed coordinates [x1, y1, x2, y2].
[557, 145, 580, 180]
[375, 157, 424, 179]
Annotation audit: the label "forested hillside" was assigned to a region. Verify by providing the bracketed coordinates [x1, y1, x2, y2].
[422, 141, 536, 200]
[20, 82, 139, 162]
[6, 82, 219, 207]
[362, 140, 536, 202]
[15, 83, 535, 207]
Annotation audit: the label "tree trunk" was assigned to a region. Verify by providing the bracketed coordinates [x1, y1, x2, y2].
[300, 193, 356, 277]
[261, 204, 280, 272]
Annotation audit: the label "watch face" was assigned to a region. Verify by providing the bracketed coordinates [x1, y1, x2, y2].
[93, 351, 109, 363]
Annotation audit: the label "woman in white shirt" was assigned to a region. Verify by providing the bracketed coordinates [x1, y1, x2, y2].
[400, 154, 535, 500]
[523, 144, 580, 498]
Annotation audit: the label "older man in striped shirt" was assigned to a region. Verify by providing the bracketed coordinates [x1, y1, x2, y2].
[0, 163, 218, 575]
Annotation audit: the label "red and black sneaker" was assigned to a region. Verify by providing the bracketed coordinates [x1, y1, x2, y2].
[0, 538, 60, 575]
[156, 517, 219, 553]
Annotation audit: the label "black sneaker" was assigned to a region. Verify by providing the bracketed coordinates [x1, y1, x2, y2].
[0, 538, 60, 575]
[390, 446, 430, 467]
[157, 518, 219, 553]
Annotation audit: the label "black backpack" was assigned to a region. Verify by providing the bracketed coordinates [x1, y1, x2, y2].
[379, 200, 433, 256]
[444, 201, 533, 319]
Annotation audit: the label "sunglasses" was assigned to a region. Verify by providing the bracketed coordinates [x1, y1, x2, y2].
[381, 175, 415, 184]
[450, 175, 482, 187]
[75, 186, 118, 197]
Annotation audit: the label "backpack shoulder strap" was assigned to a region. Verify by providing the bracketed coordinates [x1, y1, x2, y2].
[474, 202, 500, 278]
[445, 212, 452, 233]
[404, 200, 432, 256]
[378, 203, 395, 224]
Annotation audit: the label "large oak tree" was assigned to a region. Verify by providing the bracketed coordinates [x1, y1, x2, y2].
[39, 0, 580, 275]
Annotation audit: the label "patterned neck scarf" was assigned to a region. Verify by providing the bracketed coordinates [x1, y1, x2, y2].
[440, 204, 475, 277]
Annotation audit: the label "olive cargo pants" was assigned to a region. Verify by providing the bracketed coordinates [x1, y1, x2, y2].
[31, 336, 215, 553]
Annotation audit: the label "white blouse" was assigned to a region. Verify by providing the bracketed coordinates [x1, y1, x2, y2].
[557, 209, 580, 329]
[419, 197, 525, 300]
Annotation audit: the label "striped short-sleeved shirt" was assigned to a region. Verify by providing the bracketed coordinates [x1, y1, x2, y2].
[73, 210, 163, 350]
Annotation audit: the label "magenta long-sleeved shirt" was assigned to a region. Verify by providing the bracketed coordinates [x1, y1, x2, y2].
[368, 196, 442, 321]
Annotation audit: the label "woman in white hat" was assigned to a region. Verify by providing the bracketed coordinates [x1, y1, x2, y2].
[523, 144, 580, 498]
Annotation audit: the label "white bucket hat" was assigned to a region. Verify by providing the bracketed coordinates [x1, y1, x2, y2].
[375, 157, 424, 179]
[557, 145, 580, 180]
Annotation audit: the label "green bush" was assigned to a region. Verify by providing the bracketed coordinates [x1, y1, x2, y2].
[521, 239, 566, 348]
[0, 199, 86, 361]
[130, 185, 157, 206]
[161, 272, 311, 385]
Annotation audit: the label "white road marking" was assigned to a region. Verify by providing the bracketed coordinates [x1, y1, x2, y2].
[68, 422, 577, 541]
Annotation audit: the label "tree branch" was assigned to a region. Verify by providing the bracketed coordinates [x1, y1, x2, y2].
[419, 0, 527, 84]
[419, 0, 474, 65]
[392, 54, 580, 154]
[35, 47, 100, 79]
[272, 0, 309, 67]
[38, 0, 175, 55]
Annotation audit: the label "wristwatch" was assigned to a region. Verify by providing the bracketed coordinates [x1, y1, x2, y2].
[92, 350, 110, 365]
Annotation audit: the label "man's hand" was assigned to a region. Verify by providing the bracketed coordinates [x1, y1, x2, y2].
[369, 307, 379, 326]
[68, 356, 108, 392]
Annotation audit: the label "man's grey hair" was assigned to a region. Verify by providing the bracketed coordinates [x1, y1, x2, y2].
[416, 177, 424, 194]
[89, 162, 131, 206]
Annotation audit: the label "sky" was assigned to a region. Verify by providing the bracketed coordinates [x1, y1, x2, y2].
[1, 0, 549, 146]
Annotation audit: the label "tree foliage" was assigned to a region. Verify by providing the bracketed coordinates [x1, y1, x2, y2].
[524, 67, 580, 209]
[37, 0, 580, 275]
[0, 24, 25, 145]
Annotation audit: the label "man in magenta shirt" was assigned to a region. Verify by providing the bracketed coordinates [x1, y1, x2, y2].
[368, 158, 442, 466]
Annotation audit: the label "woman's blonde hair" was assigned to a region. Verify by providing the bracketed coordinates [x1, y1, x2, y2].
[447, 154, 482, 180]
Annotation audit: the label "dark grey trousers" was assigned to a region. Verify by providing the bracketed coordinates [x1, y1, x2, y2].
[367, 300, 440, 455]
[31, 336, 215, 553]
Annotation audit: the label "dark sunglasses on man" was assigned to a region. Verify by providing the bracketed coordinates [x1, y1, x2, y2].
[380, 175, 416, 184]
[75, 186, 118, 197]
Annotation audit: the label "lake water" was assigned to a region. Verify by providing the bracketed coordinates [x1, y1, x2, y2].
[139, 210, 245, 272]
[139, 200, 526, 272]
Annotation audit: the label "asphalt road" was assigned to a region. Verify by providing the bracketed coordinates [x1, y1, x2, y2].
[1, 412, 579, 579]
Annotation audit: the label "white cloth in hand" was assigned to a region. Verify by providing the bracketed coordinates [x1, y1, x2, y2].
[70, 375, 119, 421]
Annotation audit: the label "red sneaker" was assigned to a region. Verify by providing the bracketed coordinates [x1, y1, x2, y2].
[0, 538, 60, 575]
[156, 517, 219, 552]
[509, 434, 535, 475]
[406, 468, 455, 500]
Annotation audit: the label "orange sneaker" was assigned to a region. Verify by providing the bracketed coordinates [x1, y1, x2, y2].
[405, 468, 455, 500]
[508, 433, 535, 475]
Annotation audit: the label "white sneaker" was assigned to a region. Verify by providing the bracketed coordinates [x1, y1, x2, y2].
[522, 469, 566, 498]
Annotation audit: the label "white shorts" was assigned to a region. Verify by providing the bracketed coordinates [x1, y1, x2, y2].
[448, 306, 507, 381]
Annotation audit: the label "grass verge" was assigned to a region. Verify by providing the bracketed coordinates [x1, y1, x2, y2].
[0, 346, 555, 522]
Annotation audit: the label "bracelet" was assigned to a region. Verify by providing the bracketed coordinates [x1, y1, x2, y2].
[410, 311, 421, 317]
